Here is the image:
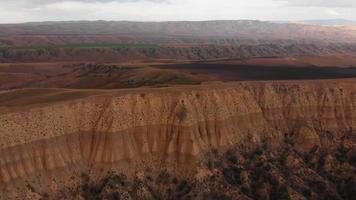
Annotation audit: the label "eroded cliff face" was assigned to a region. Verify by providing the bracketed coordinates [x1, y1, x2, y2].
[0, 80, 355, 198]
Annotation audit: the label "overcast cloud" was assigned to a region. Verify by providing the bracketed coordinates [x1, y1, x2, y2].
[0, 0, 355, 23]
[284, 0, 356, 8]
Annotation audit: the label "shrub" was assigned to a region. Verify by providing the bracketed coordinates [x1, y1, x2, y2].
[204, 193, 232, 200]
[176, 106, 187, 121]
[270, 186, 291, 200]
[222, 167, 242, 186]
[339, 179, 356, 200]
[225, 150, 238, 164]
[301, 187, 312, 197]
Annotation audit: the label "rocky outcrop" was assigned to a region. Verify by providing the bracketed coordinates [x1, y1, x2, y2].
[0, 80, 355, 198]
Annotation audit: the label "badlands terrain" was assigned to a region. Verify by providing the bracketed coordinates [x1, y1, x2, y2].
[0, 20, 355, 200]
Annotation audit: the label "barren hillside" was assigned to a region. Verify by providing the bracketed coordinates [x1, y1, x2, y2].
[0, 80, 355, 199]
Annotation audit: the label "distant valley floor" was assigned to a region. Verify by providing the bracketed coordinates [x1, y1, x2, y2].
[1, 54, 356, 90]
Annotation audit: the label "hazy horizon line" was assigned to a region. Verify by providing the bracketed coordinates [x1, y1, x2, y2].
[1, 18, 356, 25]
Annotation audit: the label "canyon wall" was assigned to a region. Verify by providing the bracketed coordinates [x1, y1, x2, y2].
[0, 80, 355, 198]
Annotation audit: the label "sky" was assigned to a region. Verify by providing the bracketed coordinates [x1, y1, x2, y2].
[0, 0, 356, 23]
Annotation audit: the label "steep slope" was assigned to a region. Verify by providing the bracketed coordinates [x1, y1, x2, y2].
[0, 80, 355, 199]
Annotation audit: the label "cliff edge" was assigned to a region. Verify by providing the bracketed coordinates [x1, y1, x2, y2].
[0, 80, 355, 198]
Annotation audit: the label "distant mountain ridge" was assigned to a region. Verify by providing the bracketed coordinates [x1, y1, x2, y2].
[1, 20, 356, 61]
[1, 20, 356, 43]
[303, 19, 356, 25]
[277, 19, 356, 26]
